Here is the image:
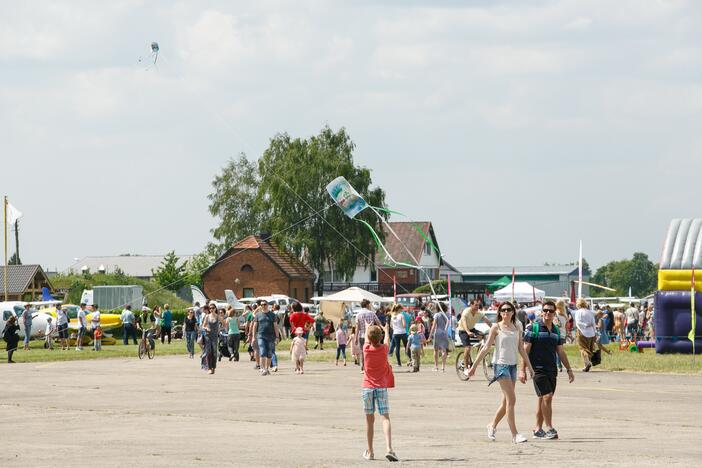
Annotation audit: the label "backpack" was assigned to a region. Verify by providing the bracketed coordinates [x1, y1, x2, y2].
[530, 321, 559, 340]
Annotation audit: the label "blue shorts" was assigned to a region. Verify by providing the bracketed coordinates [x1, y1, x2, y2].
[493, 364, 517, 382]
[257, 337, 275, 359]
[362, 388, 389, 415]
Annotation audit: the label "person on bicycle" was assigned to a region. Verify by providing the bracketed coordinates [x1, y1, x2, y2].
[459, 300, 493, 376]
[137, 306, 156, 351]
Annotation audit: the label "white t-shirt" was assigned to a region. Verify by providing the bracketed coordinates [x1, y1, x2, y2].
[56, 309, 68, 326]
[625, 307, 639, 323]
[77, 309, 87, 328]
[556, 314, 567, 338]
[574, 308, 597, 338]
[391, 314, 406, 335]
[91, 310, 101, 329]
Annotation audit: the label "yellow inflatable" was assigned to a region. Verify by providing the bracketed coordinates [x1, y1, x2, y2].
[657, 270, 702, 292]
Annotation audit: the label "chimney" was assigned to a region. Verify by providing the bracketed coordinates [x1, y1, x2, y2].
[259, 232, 272, 243]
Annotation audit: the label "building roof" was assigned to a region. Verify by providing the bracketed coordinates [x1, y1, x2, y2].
[381, 221, 438, 265]
[66, 255, 193, 278]
[460, 265, 579, 276]
[0, 264, 52, 295]
[660, 218, 702, 269]
[222, 235, 315, 279]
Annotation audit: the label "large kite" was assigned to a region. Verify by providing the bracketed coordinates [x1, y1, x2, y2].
[326, 176, 440, 294]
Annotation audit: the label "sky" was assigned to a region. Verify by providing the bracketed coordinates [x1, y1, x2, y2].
[2, 0, 701, 273]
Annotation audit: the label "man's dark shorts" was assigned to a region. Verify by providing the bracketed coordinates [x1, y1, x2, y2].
[533, 370, 557, 396]
[458, 328, 483, 347]
[58, 323, 68, 339]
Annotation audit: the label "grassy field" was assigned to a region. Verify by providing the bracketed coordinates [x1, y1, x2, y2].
[3, 339, 702, 374]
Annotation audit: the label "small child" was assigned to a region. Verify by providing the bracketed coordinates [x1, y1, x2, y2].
[361, 323, 398, 462]
[290, 327, 307, 374]
[335, 323, 347, 366]
[349, 326, 360, 365]
[407, 324, 424, 372]
[44, 317, 56, 350]
[93, 326, 103, 351]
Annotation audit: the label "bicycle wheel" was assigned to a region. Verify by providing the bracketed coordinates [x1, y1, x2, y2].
[455, 352, 470, 381]
[138, 341, 146, 359]
[482, 347, 494, 381]
[147, 343, 154, 359]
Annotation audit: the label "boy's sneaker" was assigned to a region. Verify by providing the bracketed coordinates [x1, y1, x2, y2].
[533, 429, 546, 439]
[513, 434, 528, 444]
[545, 428, 559, 440]
[385, 451, 398, 462]
[487, 424, 496, 441]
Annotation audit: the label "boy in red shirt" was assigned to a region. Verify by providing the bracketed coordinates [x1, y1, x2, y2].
[362, 323, 398, 462]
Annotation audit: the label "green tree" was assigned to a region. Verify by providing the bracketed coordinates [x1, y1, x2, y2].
[590, 253, 657, 297]
[208, 153, 264, 248]
[8, 252, 21, 265]
[208, 126, 387, 294]
[185, 243, 220, 287]
[152, 251, 188, 292]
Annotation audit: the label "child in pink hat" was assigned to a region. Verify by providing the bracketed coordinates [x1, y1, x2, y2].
[290, 327, 307, 374]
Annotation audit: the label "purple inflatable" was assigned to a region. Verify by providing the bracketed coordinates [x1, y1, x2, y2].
[654, 290, 702, 354]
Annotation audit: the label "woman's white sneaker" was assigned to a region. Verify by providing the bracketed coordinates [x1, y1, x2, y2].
[513, 433, 528, 444]
[487, 424, 496, 441]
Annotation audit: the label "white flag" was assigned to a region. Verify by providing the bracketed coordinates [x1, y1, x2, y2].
[6, 202, 22, 225]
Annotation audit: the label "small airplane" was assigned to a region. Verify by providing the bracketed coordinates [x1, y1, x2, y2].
[0, 301, 54, 340]
[190, 285, 246, 311]
[35, 288, 122, 331]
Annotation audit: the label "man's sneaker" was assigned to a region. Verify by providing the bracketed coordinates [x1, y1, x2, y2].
[271, 366, 278, 372]
[486, 424, 496, 441]
[533, 429, 546, 439]
[513, 434, 528, 444]
[545, 428, 559, 440]
[385, 451, 398, 462]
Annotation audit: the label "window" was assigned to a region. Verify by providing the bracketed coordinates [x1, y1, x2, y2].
[370, 267, 377, 282]
[241, 264, 253, 272]
[293, 288, 298, 300]
[424, 243, 432, 255]
[304, 288, 309, 302]
[243, 288, 254, 298]
[397, 271, 408, 279]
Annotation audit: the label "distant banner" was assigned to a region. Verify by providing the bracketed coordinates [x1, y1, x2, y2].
[326, 176, 368, 219]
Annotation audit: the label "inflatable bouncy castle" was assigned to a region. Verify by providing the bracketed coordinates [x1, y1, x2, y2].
[655, 219, 702, 354]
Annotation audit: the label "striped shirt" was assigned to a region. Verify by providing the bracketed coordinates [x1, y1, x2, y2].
[355, 309, 380, 338]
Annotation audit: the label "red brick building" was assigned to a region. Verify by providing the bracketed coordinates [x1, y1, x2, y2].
[202, 234, 315, 302]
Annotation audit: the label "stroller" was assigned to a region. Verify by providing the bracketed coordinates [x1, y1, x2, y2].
[218, 331, 231, 362]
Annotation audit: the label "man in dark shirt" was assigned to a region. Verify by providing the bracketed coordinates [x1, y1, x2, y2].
[522, 300, 574, 440]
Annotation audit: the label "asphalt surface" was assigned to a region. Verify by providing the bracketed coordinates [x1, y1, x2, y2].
[1, 353, 701, 467]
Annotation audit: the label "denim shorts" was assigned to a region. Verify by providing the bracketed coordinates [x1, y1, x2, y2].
[362, 388, 389, 415]
[493, 364, 517, 382]
[257, 337, 275, 358]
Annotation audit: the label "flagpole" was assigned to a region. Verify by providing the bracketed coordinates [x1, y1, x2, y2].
[578, 240, 583, 299]
[4, 196, 8, 301]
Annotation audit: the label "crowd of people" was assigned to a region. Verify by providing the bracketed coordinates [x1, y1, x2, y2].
[3, 294, 650, 461]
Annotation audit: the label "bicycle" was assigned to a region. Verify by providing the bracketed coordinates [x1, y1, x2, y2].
[138, 330, 155, 360]
[455, 336, 494, 382]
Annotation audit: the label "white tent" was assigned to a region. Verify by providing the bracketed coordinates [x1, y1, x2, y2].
[315, 287, 385, 303]
[493, 282, 545, 303]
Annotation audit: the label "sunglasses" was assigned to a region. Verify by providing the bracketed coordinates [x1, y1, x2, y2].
[500, 308, 514, 313]
[542, 309, 556, 313]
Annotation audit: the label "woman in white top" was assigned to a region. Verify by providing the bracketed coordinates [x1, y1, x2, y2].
[389, 304, 407, 367]
[468, 301, 534, 444]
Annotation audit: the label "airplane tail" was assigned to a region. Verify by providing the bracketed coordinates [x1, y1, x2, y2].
[42, 287, 55, 302]
[224, 289, 245, 309]
[190, 285, 208, 306]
